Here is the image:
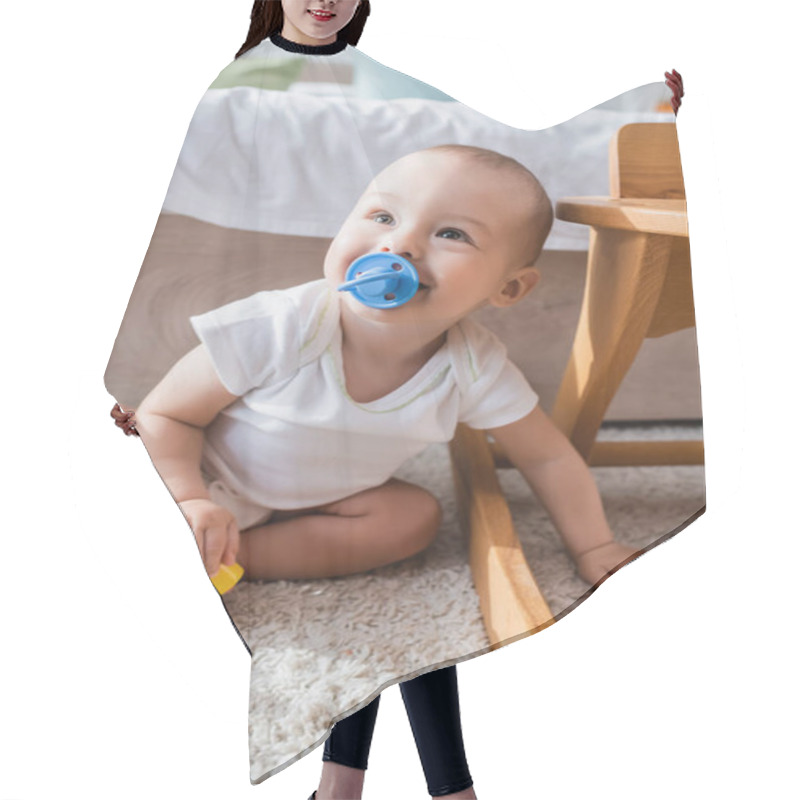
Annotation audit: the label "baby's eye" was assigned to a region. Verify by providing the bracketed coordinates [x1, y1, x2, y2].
[371, 212, 394, 225]
[438, 228, 472, 243]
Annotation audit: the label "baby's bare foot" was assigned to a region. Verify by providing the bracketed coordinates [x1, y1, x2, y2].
[575, 541, 638, 585]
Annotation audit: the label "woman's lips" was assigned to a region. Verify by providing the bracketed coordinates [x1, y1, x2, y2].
[308, 10, 335, 21]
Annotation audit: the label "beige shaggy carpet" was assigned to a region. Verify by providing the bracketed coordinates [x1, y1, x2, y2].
[219, 425, 705, 783]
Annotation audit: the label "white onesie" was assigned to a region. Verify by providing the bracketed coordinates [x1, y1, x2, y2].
[191, 279, 538, 528]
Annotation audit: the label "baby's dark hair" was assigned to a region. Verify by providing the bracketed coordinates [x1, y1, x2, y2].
[423, 145, 554, 268]
[236, 1, 372, 58]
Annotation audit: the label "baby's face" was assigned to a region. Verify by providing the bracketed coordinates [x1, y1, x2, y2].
[324, 151, 539, 328]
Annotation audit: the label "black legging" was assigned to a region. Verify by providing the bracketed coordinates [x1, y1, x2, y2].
[323, 665, 473, 797]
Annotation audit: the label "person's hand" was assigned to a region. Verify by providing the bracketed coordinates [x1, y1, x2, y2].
[178, 498, 240, 578]
[574, 541, 638, 586]
[665, 69, 684, 114]
[110, 403, 139, 436]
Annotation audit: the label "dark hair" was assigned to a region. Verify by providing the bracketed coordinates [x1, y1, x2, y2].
[236, 1, 371, 58]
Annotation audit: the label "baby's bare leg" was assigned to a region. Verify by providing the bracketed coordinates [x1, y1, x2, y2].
[238, 480, 441, 580]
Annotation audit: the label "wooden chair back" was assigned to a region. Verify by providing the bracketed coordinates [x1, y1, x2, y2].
[609, 123, 685, 199]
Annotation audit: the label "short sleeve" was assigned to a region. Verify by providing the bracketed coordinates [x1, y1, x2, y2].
[190, 291, 301, 396]
[452, 319, 539, 430]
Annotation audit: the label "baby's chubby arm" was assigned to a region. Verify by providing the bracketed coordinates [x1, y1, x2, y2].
[135, 345, 241, 577]
[488, 406, 636, 585]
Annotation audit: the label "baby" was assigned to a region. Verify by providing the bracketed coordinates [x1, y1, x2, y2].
[135, 144, 635, 587]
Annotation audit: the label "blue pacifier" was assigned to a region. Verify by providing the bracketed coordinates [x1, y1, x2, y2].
[338, 253, 419, 309]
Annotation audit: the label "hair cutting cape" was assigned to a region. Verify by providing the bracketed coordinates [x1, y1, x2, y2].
[105, 35, 703, 783]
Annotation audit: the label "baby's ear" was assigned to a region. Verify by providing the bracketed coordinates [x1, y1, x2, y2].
[490, 268, 540, 308]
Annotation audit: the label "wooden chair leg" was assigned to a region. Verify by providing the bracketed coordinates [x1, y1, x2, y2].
[551, 228, 675, 460]
[449, 425, 554, 648]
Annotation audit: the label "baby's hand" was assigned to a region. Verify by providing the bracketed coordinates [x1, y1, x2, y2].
[574, 541, 639, 586]
[178, 498, 240, 579]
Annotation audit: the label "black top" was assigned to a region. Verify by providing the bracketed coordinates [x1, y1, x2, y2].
[270, 32, 348, 55]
